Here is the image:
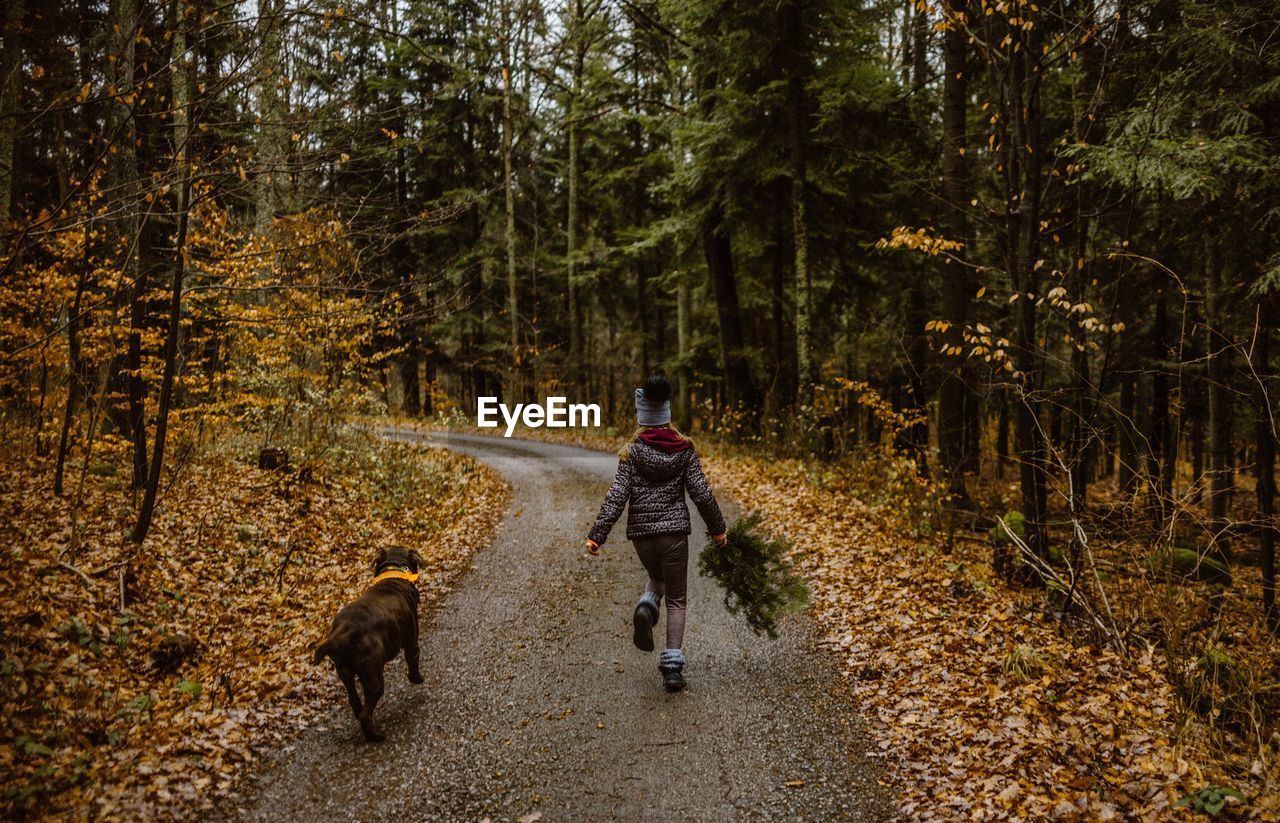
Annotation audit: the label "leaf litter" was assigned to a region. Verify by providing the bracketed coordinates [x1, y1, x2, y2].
[0, 430, 507, 820]
[705, 454, 1276, 821]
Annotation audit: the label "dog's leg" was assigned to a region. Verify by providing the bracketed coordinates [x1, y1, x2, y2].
[358, 669, 385, 742]
[405, 622, 423, 685]
[338, 665, 362, 720]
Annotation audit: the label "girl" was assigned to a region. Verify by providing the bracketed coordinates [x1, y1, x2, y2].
[585, 375, 728, 692]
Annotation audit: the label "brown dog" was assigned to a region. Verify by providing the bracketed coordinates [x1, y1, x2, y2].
[312, 547, 425, 741]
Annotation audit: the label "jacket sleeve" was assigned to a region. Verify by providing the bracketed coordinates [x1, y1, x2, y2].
[683, 452, 727, 536]
[588, 458, 634, 545]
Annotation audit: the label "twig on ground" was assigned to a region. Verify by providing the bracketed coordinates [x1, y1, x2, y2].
[54, 561, 96, 591]
[276, 540, 303, 592]
[89, 559, 129, 577]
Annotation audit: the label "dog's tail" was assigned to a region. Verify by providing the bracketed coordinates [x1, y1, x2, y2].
[312, 634, 340, 665]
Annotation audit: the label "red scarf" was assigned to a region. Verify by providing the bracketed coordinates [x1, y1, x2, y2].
[639, 426, 693, 454]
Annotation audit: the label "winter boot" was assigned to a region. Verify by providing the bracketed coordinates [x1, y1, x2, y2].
[659, 648, 686, 692]
[632, 592, 660, 652]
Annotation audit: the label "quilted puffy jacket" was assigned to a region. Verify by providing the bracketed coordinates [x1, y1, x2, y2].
[588, 442, 726, 544]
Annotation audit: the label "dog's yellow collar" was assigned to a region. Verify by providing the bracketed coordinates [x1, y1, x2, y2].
[370, 568, 420, 587]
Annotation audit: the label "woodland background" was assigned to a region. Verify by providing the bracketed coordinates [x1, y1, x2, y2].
[1, 0, 1279, 816]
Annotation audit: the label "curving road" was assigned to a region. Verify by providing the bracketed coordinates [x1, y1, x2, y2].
[234, 430, 890, 822]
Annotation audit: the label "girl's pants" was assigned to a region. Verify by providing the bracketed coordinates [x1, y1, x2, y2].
[632, 533, 689, 650]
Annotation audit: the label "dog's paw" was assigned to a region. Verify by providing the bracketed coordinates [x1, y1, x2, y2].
[362, 727, 386, 743]
[408, 672, 424, 685]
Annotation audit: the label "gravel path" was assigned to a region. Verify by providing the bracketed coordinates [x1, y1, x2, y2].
[234, 429, 890, 822]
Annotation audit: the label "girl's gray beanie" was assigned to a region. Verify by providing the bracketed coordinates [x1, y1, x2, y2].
[635, 387, 671, 426]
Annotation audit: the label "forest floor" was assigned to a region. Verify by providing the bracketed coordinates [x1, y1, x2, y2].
[236, 429, 890, 821]
[412, 417, 1279, 820]
[0, 427, 507, 820]
[5, 415, 1276, 820]
[710, 456, 1278, 820]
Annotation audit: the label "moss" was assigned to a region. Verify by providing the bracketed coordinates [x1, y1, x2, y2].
[88, 462, 117, 478]
[988, 510, 1026, 546]
[1146, 546, 1232, 587]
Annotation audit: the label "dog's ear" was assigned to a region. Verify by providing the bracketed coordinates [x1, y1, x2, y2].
[374, 547, 388, 571]
[409, 549, 424, 571]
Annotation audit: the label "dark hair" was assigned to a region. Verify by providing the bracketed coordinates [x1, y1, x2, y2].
[640, 373, 671, 404]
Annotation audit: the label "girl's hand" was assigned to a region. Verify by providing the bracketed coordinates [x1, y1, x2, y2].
[712, 532, 728, 546]
[584, 538, 601, 556]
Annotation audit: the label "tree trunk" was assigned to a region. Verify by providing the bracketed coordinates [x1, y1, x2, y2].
[0, 0, 23, 225]
[34, 352, 50, 456]
[529, 167, 541, 395]
[54, 234, 90, 496]
[702, 205, 756, 414]
[770, 192, 795, 414]
[1117, 371, 1138, 491]
[126, 255, 149, 489]
[899, 0, 930, 474]
[911, 0, 928, 87]
[422, 338, 436, 417]
[566, 0, 585, 379]
[133, 0, 192, 547]
[1254, 314, 1276, 633]
[630, 80, 652, 376]
[400, 343, 421, 416]
[1188, 372, 1206, 502]
[996, 390, 1009, 479]
[937, 0, 971, 502]
[636, 258, 651, 375]
[789, 74, 812, 400]
[132, 187, 188, 545]
[1147, 286, 1171, 528]
[1115, 271, 1141, 494]
[385, 0, 417, 416]
[1068, 332, 1091, 511]
[1004, 10, 1048, 561]
[1205, 233, 1233, 561]
[677, 276, 692, 431]
[462, 75, 487, 407]
[899, 0, 912, 85]
[103, 0, 141, 438]
[904, 278, 930, 473]
[1066, 30, 1102, 513]
[255, 0, 287, 229]
[501, 0, 519, 394]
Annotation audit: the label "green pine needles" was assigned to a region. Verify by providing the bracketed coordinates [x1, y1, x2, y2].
[698, 513, 810, 639]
